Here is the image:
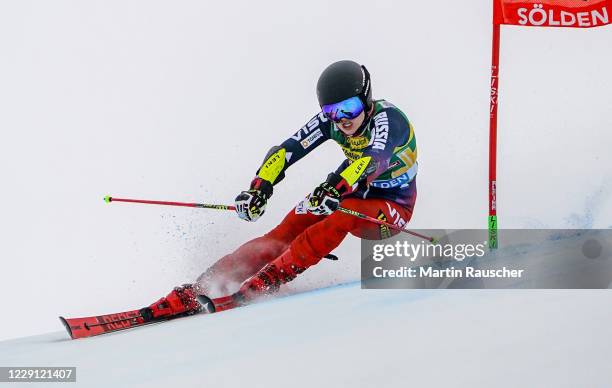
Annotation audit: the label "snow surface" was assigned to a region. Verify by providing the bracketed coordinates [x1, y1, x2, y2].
[2, 283, 612, 388]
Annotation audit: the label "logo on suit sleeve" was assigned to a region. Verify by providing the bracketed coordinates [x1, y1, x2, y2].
[372, 112, 389, 150]
[300, 129, 323, 149]
[291, 112, 328, 141]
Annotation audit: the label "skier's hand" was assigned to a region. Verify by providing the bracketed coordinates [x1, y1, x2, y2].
[307, 173, 345, 216]
[235, 177, 273, 222]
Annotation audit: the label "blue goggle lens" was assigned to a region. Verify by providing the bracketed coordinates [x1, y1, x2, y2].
[322, 96, 364, 122]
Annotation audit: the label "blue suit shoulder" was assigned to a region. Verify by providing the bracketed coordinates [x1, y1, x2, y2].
[372, 100, 410, 126]
[370, 100, 411, 147]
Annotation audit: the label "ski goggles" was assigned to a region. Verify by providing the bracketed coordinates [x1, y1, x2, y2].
[321, 96, 365, 122]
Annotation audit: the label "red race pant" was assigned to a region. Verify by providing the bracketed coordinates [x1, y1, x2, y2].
[197, 187, 416, 296]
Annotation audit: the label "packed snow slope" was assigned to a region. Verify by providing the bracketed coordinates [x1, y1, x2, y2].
[3, 230, 612, 388]
[1, 283, 611, 388]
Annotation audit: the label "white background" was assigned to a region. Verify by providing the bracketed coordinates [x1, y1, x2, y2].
[0, 0, 610, 340]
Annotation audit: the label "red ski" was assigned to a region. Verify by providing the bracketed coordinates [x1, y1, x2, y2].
[60, 295, 236, 339]
[60, 308, 147, 339]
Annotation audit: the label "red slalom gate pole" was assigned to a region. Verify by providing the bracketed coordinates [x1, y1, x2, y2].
[488, 18, 501, 250]
[104, 195, 438, 243]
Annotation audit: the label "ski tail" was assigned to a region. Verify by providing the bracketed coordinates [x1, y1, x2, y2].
[59, 316, 73, 339]
[59, 308, 146, 339]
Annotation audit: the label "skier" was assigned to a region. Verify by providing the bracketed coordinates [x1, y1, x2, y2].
[145, 60, 419, 319]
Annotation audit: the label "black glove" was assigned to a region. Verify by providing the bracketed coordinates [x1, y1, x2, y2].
[235, 177, 273, 222]
[307, 173, 346, 216]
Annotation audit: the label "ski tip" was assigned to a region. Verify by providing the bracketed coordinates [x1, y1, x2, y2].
[59, 316, 74, 340]
[103, 195, 112, 203]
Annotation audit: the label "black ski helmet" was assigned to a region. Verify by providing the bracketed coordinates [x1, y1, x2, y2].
[316, 60, 372, 110]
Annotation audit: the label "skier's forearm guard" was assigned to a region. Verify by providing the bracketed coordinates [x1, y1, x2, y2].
[256, 146, 287, 185]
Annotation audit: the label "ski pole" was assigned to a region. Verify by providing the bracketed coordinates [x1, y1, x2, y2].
[103, 196, 235, 211]
[336, 206, 438, 243]
[104, 195, 437, 243]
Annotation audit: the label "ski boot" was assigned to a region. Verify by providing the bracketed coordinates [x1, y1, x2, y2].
[230, 249, 306, 306]
[189, 261, 298, 313]
[140, 284, 215, 322]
